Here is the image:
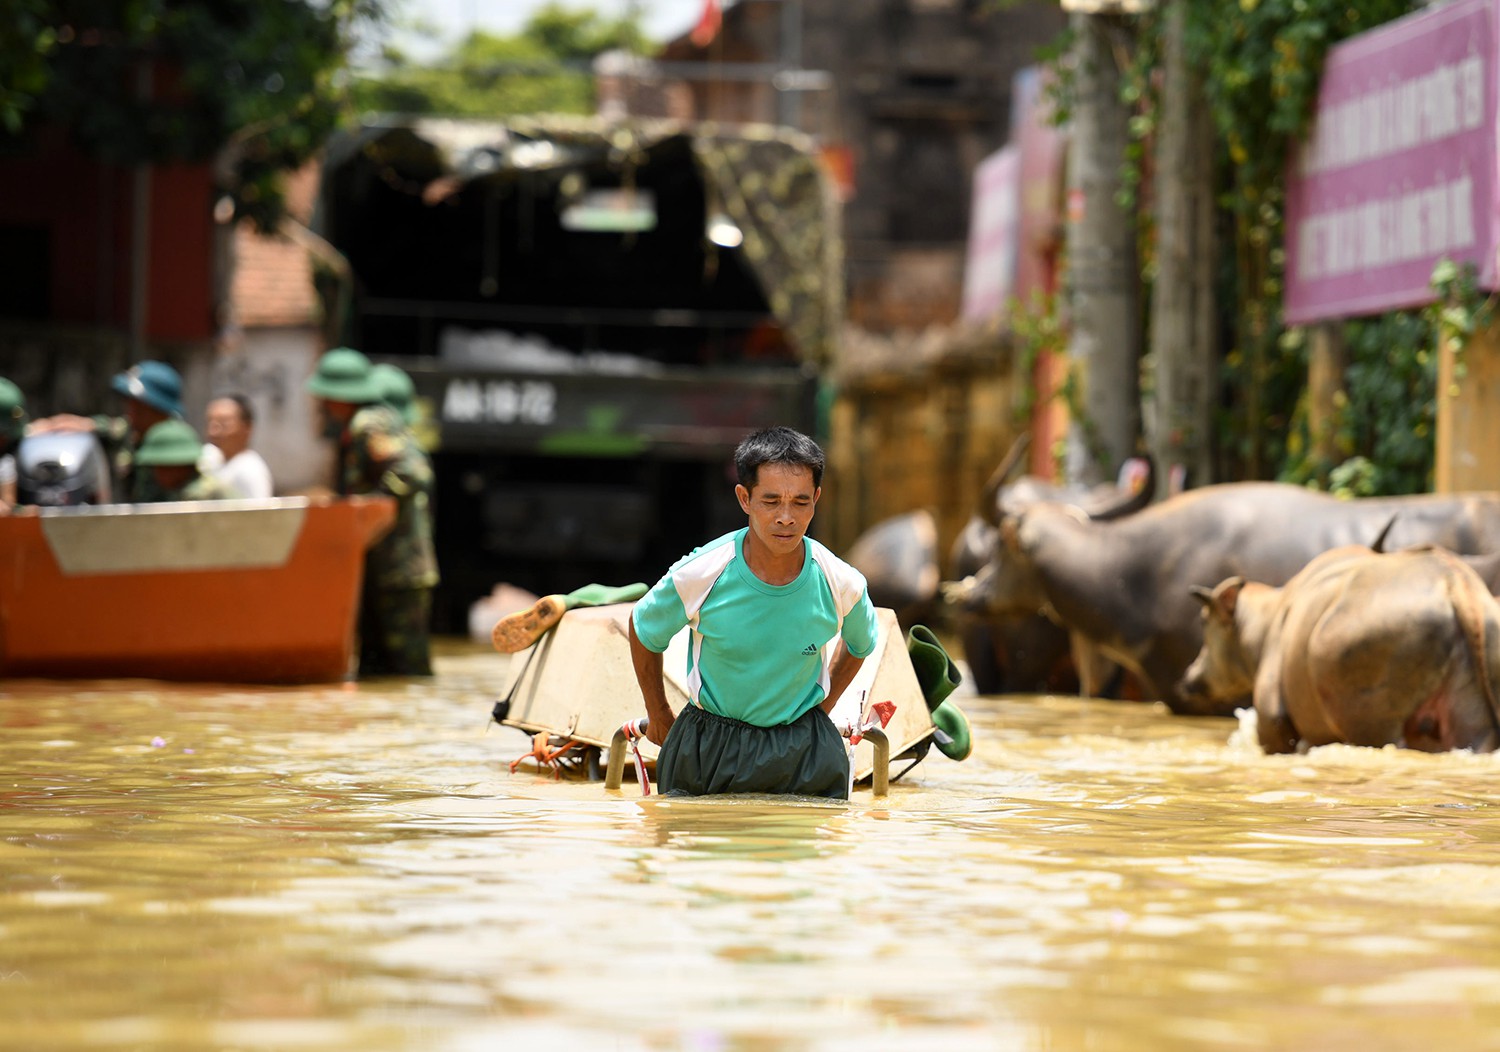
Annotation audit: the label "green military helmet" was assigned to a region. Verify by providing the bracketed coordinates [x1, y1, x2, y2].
[306, 347, 382, 404]
[372, 362, 417, 425]
[0, 377, 26, 442]
[134, 419, 204, 467]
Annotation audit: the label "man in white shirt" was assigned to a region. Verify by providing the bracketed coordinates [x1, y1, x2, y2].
[200, 393, 273, 499]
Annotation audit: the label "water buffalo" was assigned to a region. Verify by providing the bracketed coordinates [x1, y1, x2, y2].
[990, 483, 1500, 716]
[945, 434, 1153, 695]
[948, 516, 1080, 694]
[845, 509, 941, 630]
[1178, 545, 1500, 753]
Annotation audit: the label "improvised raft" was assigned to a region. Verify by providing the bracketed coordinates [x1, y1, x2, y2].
[488, 584, 973, 796]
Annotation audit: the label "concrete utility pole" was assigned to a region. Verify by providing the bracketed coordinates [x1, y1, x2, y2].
[1144, 0, 1216, 494]
[1062, 11, 1141, 485]
[778, 0, 803, 130]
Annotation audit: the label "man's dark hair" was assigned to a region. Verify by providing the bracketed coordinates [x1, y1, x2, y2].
[214, 392, 256, 427]
[734, 426, 825, 490]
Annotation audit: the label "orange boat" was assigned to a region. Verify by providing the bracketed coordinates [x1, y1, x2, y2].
[0, 496, 394, 683]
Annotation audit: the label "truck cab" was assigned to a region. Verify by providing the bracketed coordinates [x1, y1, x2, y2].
[315, 117, 839, 629]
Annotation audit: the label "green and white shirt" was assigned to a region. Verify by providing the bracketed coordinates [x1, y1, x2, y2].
[632, 528, 879, 727]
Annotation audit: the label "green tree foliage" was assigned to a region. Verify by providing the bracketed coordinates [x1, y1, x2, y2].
[525, 3, 651, 58]
[2, 0, 386, 230]
[1276, 310, 1436, 496]
[1277, 262, 1495, 496]
[1179, 0, 1425, 488]
[1098, 1, 1432, 491]
[350, 3, 649, 120]
[0, 0, 57, 133]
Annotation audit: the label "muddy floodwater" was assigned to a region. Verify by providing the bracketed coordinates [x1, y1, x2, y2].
[5, 643, 1500, 1051]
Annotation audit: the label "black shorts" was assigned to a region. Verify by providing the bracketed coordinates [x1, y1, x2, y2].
[656, 703, 850, 800]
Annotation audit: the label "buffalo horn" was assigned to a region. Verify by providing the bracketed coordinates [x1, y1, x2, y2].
[977, 432, 1033, 526]
[1088, 454, 1157, 522]
[1370, 514, 1397, 553]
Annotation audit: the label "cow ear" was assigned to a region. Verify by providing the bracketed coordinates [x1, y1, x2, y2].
[999, 515, 1021, 551]
[1217, 577, 1247, 617]
[1192, 578, 1245, 619]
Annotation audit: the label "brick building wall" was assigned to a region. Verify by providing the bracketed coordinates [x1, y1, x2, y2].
[660, 0, 1066, 332]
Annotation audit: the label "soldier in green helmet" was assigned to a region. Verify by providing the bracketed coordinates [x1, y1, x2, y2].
[134, 419, 241, 502]
[372, 361, 440, 452]
[372, 362, 418, 426]
[0, 377, 27, 513]
[307, 347, 439, 677]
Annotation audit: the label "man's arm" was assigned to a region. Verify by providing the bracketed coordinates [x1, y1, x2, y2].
[628, 617, 676, 746]
[820, 638, 866, 715]
[364, 433, 431, 499]
[26, 413, 95, 434]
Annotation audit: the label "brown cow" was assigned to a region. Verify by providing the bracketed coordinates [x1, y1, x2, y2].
[1178, 545, 1500, 754]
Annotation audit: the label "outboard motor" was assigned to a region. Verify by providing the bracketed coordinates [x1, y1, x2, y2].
[15, 431, 114, 507]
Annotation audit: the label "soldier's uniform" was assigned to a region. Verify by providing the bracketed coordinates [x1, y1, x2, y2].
[0, 377, 24, 450]
[156, 472, 241, 502]
[94, 416, 168, 503]
[0, 378, 26, 511]
[308, 347, 440, 678]
[339, 402, 440, 677]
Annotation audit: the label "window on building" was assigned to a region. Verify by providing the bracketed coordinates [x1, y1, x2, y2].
[885, 125, 969, 243]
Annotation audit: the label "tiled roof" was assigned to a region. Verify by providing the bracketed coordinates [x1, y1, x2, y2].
[229, 164, 320, 329]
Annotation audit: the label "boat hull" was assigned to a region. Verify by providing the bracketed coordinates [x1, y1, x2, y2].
[0, 497, 395, 683]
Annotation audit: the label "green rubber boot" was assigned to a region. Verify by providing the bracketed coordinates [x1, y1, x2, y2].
[931, 700, 973, 761]
[563, 582, 648, 608]
[906, 624, 962, 713]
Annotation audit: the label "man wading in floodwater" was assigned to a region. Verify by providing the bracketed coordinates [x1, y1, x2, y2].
[628, 427, 878, 799]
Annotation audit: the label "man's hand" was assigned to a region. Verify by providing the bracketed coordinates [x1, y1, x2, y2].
[820, 639, 866, 715]
[628, 617, 675, 747]
[27, 414, 94, 435]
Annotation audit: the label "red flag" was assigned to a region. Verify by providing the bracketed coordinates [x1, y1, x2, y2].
[690, 0, 722, 48]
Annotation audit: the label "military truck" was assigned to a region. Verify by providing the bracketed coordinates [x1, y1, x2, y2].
[314, 116, 842, 629]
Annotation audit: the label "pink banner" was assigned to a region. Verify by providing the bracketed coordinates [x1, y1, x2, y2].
[1283, 0, 1498, 325]
[1010, 66, 1065, 311]
[962, 145, 1020, 321]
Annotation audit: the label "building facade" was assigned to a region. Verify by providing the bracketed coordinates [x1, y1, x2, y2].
[645, 0, 1067, 554]
[655, 0, 1066, 333]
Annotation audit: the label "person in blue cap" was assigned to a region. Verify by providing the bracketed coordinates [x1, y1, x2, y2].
[307, 347, 439, 677]
[28, 359, 184, 503]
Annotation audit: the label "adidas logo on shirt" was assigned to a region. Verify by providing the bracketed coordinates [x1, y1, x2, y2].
[802, 643, 818, 655]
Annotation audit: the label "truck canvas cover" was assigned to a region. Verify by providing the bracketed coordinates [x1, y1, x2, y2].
[317, 114, 841, 369]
